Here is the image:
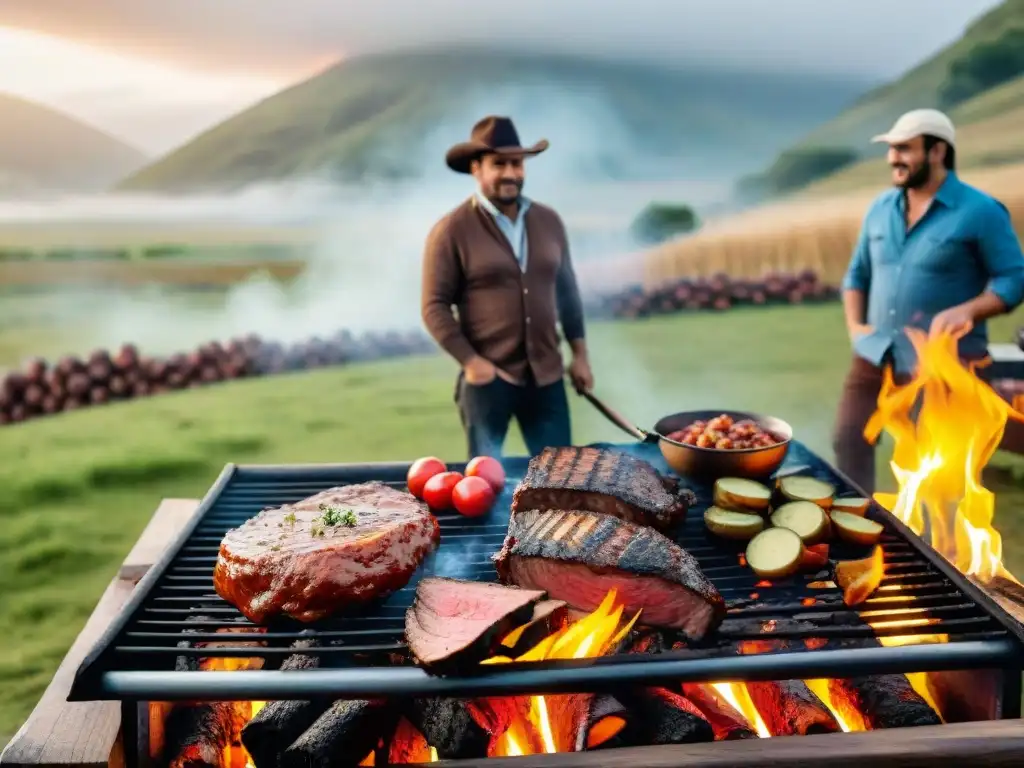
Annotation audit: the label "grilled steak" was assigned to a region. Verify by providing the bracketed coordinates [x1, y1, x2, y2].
[494, 508, 725, 640]
[405, 577, 546, 673]
[214, 482, 440, 624]
[511, 446, 695, 531]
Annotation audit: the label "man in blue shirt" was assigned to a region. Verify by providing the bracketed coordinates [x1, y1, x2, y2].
[835, 108, 1024, 494]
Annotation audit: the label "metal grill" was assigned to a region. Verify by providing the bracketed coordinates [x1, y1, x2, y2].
[69, 441, 1024, 702]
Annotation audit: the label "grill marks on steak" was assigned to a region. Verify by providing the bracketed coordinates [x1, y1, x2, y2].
[494, 508, 725, 639]
[214, 482, 440, 624]
[511, 446, 695, 531]
[405, 577, 546, 673]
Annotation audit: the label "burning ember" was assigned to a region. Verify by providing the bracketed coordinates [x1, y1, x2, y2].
[482, 589, 641, 755]
[865, 329, 1024, 583]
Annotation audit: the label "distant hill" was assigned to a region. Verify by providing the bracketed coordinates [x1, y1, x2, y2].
[740, 0, 1024, 200]
[118, 48, 871, 193]
[798, 73, 1024, 197]
[0, 93, 148, 196]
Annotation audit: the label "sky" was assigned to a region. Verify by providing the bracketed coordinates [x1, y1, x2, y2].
[0, 0, 1004, 155]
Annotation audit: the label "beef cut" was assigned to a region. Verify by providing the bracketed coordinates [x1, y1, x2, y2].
[405, 577, 546, 673]
[511, 446, 695, 531]
[494, 508, 725, 640]
[214, 482, 440, 624]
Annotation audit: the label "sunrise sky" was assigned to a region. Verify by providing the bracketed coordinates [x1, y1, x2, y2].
[0, 0, 1004, 157]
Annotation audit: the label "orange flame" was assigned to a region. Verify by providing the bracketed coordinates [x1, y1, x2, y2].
[865, 329, 1023, 584]
[482, 590, 640, 755]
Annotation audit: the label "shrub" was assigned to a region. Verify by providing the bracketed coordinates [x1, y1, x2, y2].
[630, 202, 701, 245]
[940, 27, 1024, 108]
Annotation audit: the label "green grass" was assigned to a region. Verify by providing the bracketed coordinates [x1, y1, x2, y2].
[2, 303, 1024, 744]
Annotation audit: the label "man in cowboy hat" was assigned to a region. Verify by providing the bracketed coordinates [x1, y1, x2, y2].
[421, 115, 594, 459]
[835, 108, 1024, 493]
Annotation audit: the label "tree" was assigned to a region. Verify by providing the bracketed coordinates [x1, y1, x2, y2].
[629, 202, 701, 245]
[940, 28, 1024, 108]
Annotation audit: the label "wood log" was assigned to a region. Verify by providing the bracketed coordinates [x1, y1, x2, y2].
[614, 688, 715, 746]
[680, 684, 758, 740]
[827, 676, 941, 730]
[404, 698, 490, 761]
[280, 700, 398, 768]
[746, 679, 841, 736]
[161, 702, 243, 768]
[240, 641, 329, 768]
[575, 694, 630, 751]
[387, 717, 434, 764]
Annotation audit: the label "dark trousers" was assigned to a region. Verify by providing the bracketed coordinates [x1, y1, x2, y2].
[455, 374, 571, 460]
[832, 354, 991, 496]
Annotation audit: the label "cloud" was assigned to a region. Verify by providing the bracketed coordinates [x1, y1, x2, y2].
[0, 0, 1003, 79]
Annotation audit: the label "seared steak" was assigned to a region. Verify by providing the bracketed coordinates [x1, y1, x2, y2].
[214, 482, 440, 624]
[406, 577, 545, 673]
[511, 446, 695, 530]
[494, 508, 725, 640]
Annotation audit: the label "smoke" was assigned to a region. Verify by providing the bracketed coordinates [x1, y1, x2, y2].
[0, 80, 729, 358]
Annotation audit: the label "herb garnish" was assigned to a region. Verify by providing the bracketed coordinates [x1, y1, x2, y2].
[310, 503, 357, 536]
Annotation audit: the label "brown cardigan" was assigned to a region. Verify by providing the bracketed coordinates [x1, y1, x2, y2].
[421, 196, 586, 387]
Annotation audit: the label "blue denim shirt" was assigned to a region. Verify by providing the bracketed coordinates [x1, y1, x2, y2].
[841, 172, 1024, 374]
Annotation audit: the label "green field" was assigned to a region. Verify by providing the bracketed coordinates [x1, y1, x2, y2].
[2, 303, 1024, 744]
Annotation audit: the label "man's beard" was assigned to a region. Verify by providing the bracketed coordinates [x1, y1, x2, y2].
[894, 160, 931, 189]
[489, 179, 523, 205]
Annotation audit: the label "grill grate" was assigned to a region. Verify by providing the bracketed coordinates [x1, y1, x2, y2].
[70, 441, 1024, 701]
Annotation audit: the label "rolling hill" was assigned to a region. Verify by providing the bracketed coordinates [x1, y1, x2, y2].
[742, 0, 1024, 199]
[0, 93, 148, 196]
[117, 48, 872, 193]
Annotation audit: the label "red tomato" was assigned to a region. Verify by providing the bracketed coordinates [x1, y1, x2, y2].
[465, 455, 506, 493]
[422, 471, 464, 510]
[452, 476, 497, 517]
[407, 456, 447, 499]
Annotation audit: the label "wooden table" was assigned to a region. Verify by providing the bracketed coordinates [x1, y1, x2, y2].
[3, 498, 1024, 768]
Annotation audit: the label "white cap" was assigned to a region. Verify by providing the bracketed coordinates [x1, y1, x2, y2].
[871, 109, 956, 147]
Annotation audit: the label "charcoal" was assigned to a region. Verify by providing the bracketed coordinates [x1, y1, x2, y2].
[281, 699, 398, 768]
[405, 698, 489, 760]
[162, 702, 244, 768]
[615, 687, 715, 745]
[241, 639, 329, 768]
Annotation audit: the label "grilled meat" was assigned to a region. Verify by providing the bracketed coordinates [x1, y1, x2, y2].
[511, 446, 695, 531]
[405, 577, 546, 673]
[214, 482, 440, 624]
[494, 508, 725, 639]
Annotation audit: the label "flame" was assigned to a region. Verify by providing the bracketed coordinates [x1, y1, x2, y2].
[865, 329, 1023, 584]
[708, 682, 771, 738]
[835, 547, 885, 606]
[482, 590, 640, 756]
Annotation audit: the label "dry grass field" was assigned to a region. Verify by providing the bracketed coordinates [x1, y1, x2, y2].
[643, 162, 1024, 288]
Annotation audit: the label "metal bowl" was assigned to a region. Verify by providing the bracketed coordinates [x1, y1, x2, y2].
[653, 409, 793, 482]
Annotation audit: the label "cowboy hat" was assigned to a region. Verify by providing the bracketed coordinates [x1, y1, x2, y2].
[445, 116, 549, 174]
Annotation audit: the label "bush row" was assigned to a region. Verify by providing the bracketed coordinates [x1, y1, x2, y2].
[0, 330, 434, 426]
[586, 269, 840, 319]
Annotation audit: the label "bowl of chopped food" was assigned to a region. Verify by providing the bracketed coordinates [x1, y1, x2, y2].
[654, 410, 792, 481]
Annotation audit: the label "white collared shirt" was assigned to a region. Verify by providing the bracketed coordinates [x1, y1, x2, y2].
[475, 190, 531, 272]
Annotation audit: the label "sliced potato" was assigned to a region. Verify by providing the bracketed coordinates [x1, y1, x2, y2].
[704, 506, 765, 540]
[770, 501, 828, 543]
[713, 477, 771, 513]
[777, 475, 835, 507]
[831, 497, 870, 516]
[745, 527, 803, 580]
[830, 510, 884, 546]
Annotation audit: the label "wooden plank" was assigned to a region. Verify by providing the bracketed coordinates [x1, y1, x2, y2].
[118, 499, 201, 583]
[0, 499, 200, 768]
[432, 720, 1024, 767]
[0, 579, 133, 768]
